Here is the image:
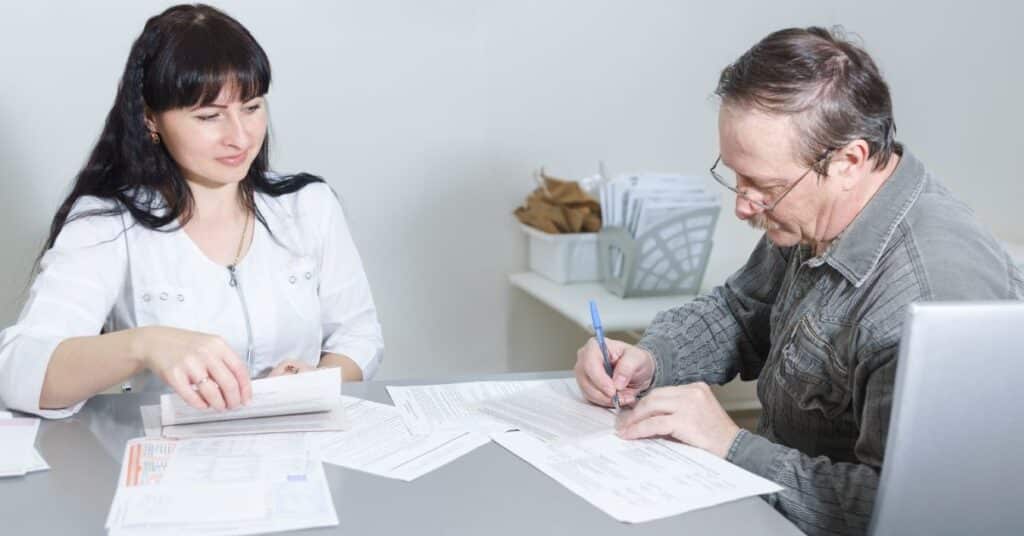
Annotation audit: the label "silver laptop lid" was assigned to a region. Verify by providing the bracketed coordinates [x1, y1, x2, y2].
[870, 302, 1024, 535]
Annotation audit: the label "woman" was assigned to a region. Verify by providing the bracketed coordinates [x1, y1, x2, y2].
[0, 4, 383, 418]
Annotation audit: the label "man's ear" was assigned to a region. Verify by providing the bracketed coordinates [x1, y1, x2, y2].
[833, 140, 870, 191]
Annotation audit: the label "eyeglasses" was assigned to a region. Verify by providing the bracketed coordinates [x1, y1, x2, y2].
[709, 150, 834, 212]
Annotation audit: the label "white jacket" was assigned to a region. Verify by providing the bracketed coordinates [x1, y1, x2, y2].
[0, 181, 383, 418]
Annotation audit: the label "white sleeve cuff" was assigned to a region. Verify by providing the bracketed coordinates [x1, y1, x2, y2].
[0, 329, 86, 419]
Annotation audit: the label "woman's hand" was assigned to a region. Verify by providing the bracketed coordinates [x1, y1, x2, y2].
[266, 359, 315, 377]
[136, 326, 252, 410]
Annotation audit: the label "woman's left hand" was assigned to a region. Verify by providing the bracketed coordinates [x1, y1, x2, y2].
[267, 359, 315, 377]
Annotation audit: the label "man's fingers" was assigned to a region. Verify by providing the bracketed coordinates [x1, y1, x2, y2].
[620, 415, 675, 440]
[619, 391, 678, 428]
[612, 350, 645, 390]
[577, 376, 613, 407]
[605, 338, 628, 364]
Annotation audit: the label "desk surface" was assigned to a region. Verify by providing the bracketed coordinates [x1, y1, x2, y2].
[1, 371, 800, 535]
[509, 272, 695, 333]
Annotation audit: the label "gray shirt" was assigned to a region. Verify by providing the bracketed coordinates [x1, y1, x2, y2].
[637, 149, 1024, 536]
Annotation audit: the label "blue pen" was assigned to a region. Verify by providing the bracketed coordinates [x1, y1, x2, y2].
[589, 300, 620, 410]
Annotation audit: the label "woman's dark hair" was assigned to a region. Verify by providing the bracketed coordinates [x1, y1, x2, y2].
[715, 26, 902, 173]
[42, 3, 322, 256]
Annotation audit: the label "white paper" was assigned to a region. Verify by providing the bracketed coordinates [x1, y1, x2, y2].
[386, 379, 554, 435]
[493, 430, 782, 523]
[0, 417, 40, 477]
[476, 380, 616, 443]
[106, 434, 338, 535]
[161, 368, 341, 426]
[143, 399, 349, 439]
[315, 396, 489, 481]
[26, 448, 50, 473]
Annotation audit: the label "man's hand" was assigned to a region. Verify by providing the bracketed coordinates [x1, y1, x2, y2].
[616, 382, 741, 459]
[574, 337, 655, 407]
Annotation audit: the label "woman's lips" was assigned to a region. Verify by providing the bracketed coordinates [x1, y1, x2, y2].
[217, 153, 247, 166]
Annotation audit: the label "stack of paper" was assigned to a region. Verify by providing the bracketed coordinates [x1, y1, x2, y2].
[314, 396, 490, 481]
[389, 378, 782, 523]
[141, 368, 349, 439]
[106, 434, 337, 535]
[599, 173, 719, 278]
[0, 411, 48, 477]
[386, 379, 552, 434]
[479, 382, 783, 523]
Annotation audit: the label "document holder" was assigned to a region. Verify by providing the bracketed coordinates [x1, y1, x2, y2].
[597, 206, 719, 298]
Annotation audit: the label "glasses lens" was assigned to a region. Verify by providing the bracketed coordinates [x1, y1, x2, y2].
[712, 164, 739, 191]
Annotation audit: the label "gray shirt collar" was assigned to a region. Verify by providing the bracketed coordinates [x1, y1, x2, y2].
[818, 149, 926, 287]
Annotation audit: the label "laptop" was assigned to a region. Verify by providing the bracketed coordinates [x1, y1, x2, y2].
[870, 302, 1024, 535]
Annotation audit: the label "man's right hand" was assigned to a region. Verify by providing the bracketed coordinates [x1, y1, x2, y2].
[135, 326, 252, 411]
[574, 337, 655, 407]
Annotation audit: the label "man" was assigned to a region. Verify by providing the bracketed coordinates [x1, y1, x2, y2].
[575, 27, 1024, 535]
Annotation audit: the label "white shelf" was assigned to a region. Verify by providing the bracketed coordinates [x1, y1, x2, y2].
[509, 272, 695, 333]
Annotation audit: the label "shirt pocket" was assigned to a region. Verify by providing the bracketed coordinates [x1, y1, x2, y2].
[135, 285, 194, 329]
[280, 256, 320, 324]
[774, 315, 851, 419]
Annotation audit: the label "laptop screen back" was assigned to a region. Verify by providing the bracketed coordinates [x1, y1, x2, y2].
[870, 302, 1024, 535]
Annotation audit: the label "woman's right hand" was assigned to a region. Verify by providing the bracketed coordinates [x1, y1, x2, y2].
[135, 326, 252, 410]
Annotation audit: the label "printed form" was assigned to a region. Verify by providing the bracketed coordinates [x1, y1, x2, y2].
[315, 396, 489, 481]
[141, 368, 349, 438]
[385, 379, 555, 434]
[105, 434, 337, 535]
[481, 382, 783, 523]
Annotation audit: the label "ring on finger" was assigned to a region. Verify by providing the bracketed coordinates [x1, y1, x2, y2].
[191, 376, 215, 391]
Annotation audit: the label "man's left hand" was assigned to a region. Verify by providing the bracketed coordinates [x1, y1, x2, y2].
[616, 382, 742, 459]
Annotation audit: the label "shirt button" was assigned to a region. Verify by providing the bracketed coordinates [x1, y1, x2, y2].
[177, 294, 185, 302]
[304, 272, 312, 280]
[159, 292, 168, 301]
[289, 275, 297, 284]
[142, 294, 151, 302]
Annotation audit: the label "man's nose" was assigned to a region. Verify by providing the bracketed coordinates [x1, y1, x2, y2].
[734, 194, 762, 221]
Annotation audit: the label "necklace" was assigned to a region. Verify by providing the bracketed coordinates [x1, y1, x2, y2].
[231, 211, 251, 267]
[227, 211, 251, 287]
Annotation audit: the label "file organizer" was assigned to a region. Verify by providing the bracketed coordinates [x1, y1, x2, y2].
[598, 206, 720, 298]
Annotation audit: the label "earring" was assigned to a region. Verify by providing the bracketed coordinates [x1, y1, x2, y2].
[149, 131, 160, 144]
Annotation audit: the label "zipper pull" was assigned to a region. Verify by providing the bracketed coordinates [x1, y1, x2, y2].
[228, 264, 238, 287]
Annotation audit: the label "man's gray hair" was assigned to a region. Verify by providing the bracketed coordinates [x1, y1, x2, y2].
[716, 26, 902, 172]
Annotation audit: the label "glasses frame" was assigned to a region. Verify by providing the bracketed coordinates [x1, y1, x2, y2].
[710, 149, 835, 212]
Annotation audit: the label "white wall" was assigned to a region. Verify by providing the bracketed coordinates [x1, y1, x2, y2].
[1, 1, 1022, 381]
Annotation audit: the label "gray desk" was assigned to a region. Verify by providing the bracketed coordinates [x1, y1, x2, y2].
[1, 371, 801, 535]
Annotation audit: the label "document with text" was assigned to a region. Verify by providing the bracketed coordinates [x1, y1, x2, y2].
[493, 430, 782, 523]
[160, 368, 344, 425]
[476, 379, 615, 442]
[105, 434, 338, 535]
[146, 368, 348, 438]
[385, 378, 558, 434]
[314, 396, 489, 481]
